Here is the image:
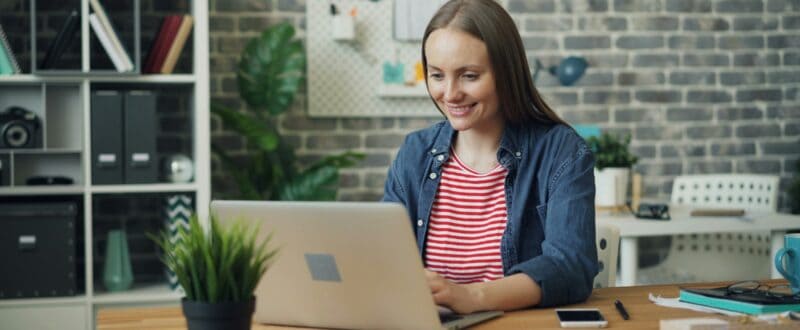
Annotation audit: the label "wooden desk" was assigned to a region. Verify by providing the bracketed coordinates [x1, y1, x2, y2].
[96, 282, 747, 330]
[596, 208, 800, 286]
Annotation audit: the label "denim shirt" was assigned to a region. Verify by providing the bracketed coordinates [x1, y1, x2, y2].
[382, 120, 598, 307]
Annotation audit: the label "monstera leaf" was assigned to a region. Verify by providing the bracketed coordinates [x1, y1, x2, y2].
[212, 22, 363, 201]
[278, 152, 364, 201]
[238, 23, 306, 116]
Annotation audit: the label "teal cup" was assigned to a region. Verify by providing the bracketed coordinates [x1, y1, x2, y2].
[774, 233, 800, 294]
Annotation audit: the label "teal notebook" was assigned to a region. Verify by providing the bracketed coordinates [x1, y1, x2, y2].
[680, 287, 800, 315]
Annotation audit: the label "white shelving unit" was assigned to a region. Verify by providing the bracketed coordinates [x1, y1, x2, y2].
[0, 0, 209, 329]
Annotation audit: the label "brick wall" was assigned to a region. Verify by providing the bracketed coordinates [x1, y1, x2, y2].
[210, 0, 799, 210]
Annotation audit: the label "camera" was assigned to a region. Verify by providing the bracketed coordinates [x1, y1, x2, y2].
[0, 106, 42, 149]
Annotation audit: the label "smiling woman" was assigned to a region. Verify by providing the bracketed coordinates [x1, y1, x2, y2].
[383, 0, 599, 314]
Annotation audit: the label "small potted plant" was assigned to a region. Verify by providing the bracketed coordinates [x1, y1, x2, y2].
[150, 215, 278, 330]
[586, 133, 638, 208]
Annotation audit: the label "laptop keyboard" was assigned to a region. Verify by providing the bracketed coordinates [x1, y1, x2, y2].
[439, 313, 464, 324]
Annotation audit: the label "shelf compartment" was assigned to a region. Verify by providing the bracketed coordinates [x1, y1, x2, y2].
[92, 283, 179, 305]
[45, 84, 84, 150]
[140, 0, 193, 75]
[32, 0, 84, 73]
[91, 192, 195, 305]
[0, 302, 88, 330]
[88, 0, 140, 73]
[13, 152, 83, 186]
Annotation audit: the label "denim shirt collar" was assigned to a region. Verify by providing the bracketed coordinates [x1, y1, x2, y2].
[431, 121, 524, 170]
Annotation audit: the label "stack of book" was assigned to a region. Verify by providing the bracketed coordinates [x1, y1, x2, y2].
[0, 24, 22, 75]
[89, 0, 134, 72]
[143, 15, 193, 74]
[680, 285, 800, 315]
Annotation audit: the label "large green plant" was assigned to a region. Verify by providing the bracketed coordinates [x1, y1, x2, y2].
[586, 133, 638, 170]
[790, 160, 800, 214]
[149, 215, 278, 303]
[212, 23, 362, 200]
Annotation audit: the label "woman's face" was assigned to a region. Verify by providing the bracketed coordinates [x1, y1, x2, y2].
[425, 28, 501, 133]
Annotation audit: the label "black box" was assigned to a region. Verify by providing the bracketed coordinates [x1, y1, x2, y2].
[0, 153, 9, 186]
[123, 91, 158, 183]
[0, 202, 78, 298]
[91, 91, 124, 184]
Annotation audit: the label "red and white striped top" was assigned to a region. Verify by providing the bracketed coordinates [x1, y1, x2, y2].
[424, 151, 508, 284]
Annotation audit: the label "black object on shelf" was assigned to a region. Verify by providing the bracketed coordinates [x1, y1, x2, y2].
[0, 154, 8, 186]
[40, 9, 80, 70]
[91, 91, 124, 184]
[26, 176, 74, 185]
[123, 91, 157, 183]
[0, 202, 79, 299]
[0, 106, 43, 149]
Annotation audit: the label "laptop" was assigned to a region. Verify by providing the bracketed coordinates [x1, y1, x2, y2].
[210, 200, 502, 330]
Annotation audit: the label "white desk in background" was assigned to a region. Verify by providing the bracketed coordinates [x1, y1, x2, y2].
[596, 208, 800, 286]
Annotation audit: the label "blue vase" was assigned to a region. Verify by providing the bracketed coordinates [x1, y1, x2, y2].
[103, 229, 134, 292]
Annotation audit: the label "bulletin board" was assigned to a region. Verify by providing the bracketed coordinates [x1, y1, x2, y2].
[307, 0, 441, 117]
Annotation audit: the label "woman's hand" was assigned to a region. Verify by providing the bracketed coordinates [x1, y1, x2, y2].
[425, 271, 542, 313]
[425, 270, 484, 314]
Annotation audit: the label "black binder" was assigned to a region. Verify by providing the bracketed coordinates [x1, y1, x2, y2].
[0, 153, 9, 186]
[123, 91, 157, 183]
[91, 91, 123, 184]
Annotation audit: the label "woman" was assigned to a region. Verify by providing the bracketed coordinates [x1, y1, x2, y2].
[382, 0, 598, 313]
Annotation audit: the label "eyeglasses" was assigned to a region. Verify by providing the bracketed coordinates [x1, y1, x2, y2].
[726, 280, 800, 300]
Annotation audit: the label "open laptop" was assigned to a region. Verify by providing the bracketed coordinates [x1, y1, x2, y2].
[211, 200, 502, 329]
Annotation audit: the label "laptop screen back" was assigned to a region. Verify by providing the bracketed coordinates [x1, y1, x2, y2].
[210, 200, 444, 329]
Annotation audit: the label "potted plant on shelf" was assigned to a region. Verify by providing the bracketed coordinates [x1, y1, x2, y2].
[212, 22, 362, 200]
[586, 132, 638, 208]
[150, 215, 277, 330]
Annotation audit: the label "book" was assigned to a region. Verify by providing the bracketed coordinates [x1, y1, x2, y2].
[89, 0, 134, 71]
[143, 15, 182, 73]
[89, 14, 128, 72]
[0, 24, 21, 73]
[680, 286, 800, 315]
[40, 9, 80, 69]
[0, 44, 12, 74]
[159, 15, 192, 74]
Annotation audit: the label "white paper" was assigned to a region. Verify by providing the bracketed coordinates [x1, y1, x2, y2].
[648, 293, 744, 316]
[394, 0, 446, 41]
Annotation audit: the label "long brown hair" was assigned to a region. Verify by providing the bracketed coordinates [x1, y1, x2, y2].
[422, 0, 566, 126]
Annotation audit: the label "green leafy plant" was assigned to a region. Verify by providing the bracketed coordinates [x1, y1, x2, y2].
[790, 160, 800, 214]
[586, 133, 638, 170]
[212, 23, 362, 200]
[149, 215, 278, 303]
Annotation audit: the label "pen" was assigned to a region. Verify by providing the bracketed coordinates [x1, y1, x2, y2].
[614, 299, 629, 320]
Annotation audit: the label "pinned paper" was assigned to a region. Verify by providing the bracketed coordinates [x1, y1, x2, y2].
[394, 0, 447, 41]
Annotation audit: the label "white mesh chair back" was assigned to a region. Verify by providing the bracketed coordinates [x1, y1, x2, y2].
[638, 174, 779, 284]
[670, 175, 779, 212]
[595, 223, 619, 288]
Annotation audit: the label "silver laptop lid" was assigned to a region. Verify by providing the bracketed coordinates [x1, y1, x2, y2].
[210, 200, 445, 329]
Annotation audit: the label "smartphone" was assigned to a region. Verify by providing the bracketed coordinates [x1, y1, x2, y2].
[555, 308, 608, 328]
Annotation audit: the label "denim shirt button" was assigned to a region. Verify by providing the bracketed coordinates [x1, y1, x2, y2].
[436, 155, 444, 162]
[515, 151, 522, 157]
[431, 148, 437, 154]
[429, 172, 438, 180]
[417, 219, 423, 226]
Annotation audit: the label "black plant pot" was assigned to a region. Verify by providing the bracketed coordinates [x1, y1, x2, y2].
[181, 297, 255, 330]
